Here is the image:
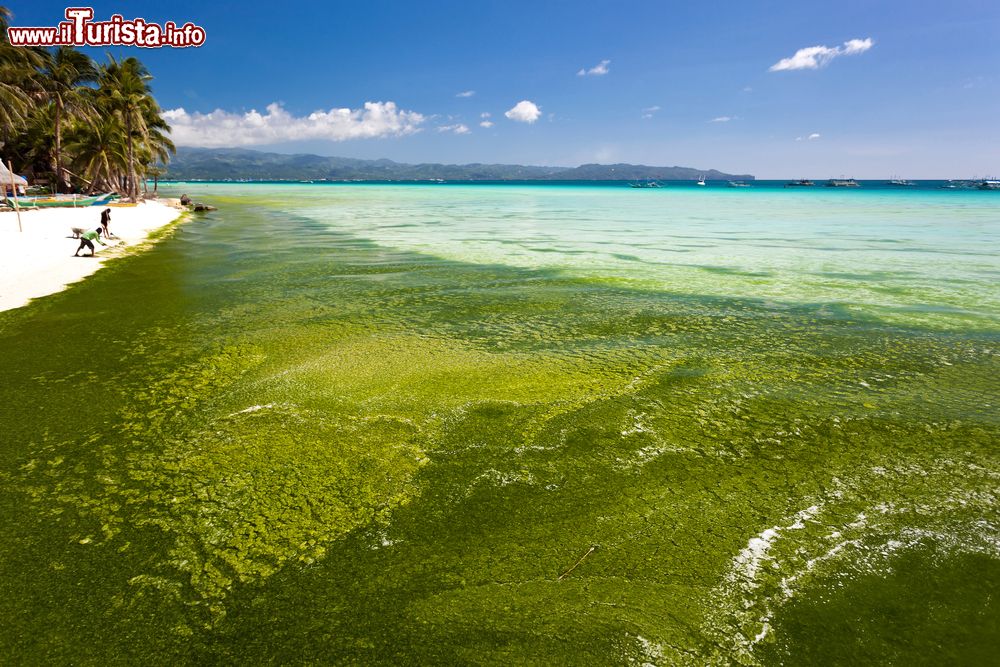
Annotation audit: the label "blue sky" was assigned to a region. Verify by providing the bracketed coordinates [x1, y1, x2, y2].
[10, 1, 1000, 177]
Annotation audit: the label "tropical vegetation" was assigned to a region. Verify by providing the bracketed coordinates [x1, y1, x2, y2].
[0, 5, 174, 199]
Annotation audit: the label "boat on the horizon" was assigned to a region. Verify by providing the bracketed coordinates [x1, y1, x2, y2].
[784, 179, 814, 187]
[978, 179, 1000, 190]
[727, 180, 751, 188]
[941, 179, 977, 189]
[887, 177, 915, 186]
[696, 176, 706, 186]
[6, 193, 116, 209]
[629, 180, 663, 188]
[826, 178, 860, 187]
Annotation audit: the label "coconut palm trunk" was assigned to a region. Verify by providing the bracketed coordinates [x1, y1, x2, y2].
[126, 112, 136, 200]
[54, 101, 62, 191]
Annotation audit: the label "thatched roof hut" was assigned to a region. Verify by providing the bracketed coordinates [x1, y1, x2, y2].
[1, 161, 29, 191]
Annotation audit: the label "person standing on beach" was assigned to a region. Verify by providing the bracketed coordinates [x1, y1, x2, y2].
[100, 208, 112, 238]
[74, 228, 107, 257]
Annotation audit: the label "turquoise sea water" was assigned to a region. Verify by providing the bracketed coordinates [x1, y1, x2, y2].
[1, 183, 997, 663]
[275, 183, 1000, 329]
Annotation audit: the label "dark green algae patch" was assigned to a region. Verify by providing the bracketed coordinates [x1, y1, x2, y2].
[0, 196, 998, 664]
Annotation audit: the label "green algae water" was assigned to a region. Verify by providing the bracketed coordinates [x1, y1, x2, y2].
[1, 183, 998, 664]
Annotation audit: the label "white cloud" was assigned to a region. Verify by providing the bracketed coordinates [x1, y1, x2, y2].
[769, 37, 873, 71]
[710, 116, 734, 123]
[577, 59, 611, 76]
[480, 112, 491, 118]
[456, 90, 475, 98]
[808, 132, 821, 140]
[841, 38, 873, 55]
[505, 100, 541, 123]
[641, 105, 661, 119]
[479, 120, 494, 128]
[163, 102, 425, 147]
[438, 123, 470, 134]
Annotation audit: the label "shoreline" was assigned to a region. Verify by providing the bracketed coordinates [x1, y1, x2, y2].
[0, 200, 186, 313]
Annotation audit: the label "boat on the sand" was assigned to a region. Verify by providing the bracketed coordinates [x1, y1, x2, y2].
[7, 193, 115, 209]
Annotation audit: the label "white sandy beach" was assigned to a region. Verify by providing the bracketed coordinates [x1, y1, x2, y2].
[0, 201, 184, 312]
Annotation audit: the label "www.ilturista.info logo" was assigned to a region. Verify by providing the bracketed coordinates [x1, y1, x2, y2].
[6, 7, 206, 48]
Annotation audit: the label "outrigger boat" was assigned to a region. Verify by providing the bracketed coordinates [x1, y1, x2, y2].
[7, 193, 116, 209]
[977, 179, 1000, 190]
[727, 180, 751, 188]
[784, 179, 814, 187]
[826, 178, 860, 187]
[887, 177, 915, 186]
[629, 180, 663, 188]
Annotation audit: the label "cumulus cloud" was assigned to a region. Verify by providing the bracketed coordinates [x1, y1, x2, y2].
[795, 133, 822, 141]
[577, 59, 611, 76]
[641, 105, 661, 119]
[710, 116, 734, 123]
[163, 102, 425, 147]
[438, 124, 470, 134]
[456, 90, 475, 98]
[505, 100, 541, 123]
[479, 120, 494, 128]
[769, 37, 873, 71]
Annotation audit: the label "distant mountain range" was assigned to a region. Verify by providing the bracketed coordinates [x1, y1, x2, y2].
[163, 147, 754, 182]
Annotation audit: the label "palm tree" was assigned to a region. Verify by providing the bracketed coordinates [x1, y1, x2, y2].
[63, 114, 127, 192]
[17, 100, 56, 167]
[0, 63, 33, 147]
[139, 105, 175, 192]
[95, 56, 154, 201]
[0, 6, 45, 150]
[39, 46, 97, 192]
[1, 14, 173, 195]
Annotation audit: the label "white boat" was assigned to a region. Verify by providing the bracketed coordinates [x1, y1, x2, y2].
[696, 176, 706, 186]
[727, 180, 750, 188]
[978, 179, 1000, 190]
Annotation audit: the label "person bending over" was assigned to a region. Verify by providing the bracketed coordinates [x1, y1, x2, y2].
[75, 227, 107, 256]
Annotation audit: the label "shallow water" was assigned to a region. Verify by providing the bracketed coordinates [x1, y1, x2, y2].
[0, 184, 997, 663]
[290, 183, 1000, 329]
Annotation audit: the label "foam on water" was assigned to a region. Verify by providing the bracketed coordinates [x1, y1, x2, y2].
[705, 459, 1000, 664]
